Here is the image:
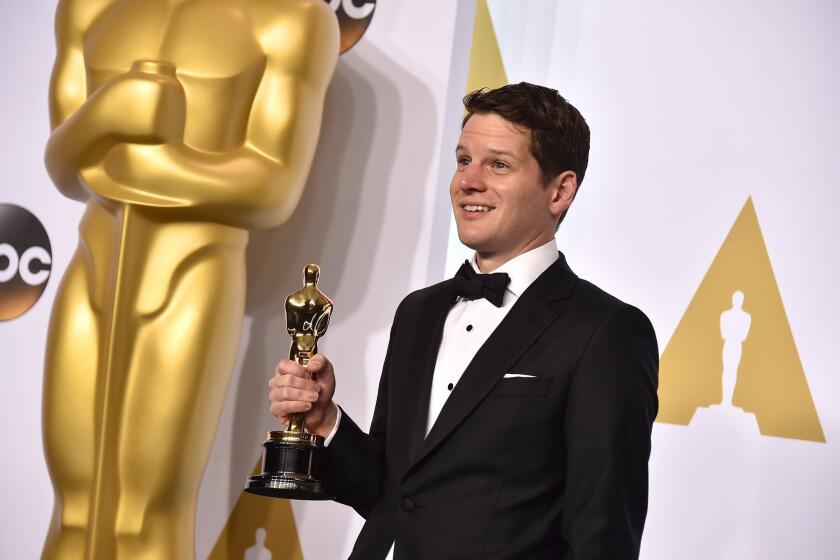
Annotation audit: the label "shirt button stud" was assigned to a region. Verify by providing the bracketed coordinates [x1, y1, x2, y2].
[466, 324, 473, 332]
[447, 383, 454, 391]
[402, 497, 416, 512]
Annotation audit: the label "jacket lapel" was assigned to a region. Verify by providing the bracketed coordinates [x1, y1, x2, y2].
[409, 254, 577, 471]
[390, 281, 456, 466]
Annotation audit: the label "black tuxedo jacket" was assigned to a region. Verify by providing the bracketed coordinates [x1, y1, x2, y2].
[322, 253, 659, 559]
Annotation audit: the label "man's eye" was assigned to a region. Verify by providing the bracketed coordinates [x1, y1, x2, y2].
[492, 161, 509, 169]
[457, 157, 471, 166]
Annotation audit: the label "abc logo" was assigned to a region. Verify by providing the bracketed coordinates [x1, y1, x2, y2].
[326, 0, 376, 53]
[0, 204, 52, 321]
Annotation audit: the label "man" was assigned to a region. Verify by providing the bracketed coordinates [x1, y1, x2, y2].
[269, 83, 659, 559]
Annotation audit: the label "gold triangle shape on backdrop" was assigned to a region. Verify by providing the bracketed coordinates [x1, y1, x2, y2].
[656, 197, 824, 442]
[466, 0, 508, 94]
[208, 458, 303, 560]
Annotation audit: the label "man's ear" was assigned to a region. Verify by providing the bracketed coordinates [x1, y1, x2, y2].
[547, 170, 578, 220]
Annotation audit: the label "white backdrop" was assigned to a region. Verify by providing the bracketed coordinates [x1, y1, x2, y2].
[2, 1, 839, 559]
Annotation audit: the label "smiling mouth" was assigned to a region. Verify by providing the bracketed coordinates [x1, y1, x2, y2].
[462, 204, 494, 213]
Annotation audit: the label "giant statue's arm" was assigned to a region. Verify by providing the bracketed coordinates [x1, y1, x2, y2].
[45, 0, 120, 201]
[87, 1, 340, 229]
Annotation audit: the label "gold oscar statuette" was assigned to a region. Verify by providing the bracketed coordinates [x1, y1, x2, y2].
[246, 264, 334, 500]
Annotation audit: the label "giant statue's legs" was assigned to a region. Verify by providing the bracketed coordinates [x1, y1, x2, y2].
[43, 203, 247, 558]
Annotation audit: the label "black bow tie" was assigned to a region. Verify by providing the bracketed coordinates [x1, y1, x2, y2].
[452, 261, 511, 307]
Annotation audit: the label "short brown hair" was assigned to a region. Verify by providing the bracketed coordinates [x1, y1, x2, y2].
[462, 83, 590, 224]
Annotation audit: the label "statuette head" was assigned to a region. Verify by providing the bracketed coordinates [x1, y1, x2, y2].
[303, 264, 320, 286]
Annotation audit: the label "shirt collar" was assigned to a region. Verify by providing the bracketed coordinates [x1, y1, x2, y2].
[470, 238, 559, 298]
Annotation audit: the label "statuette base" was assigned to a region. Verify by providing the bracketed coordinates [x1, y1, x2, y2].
[244, 430, 333, 500]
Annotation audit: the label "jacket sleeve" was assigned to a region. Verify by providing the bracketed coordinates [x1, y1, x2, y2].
[321, 300, 404, 518]
[561, 304, 659, 560]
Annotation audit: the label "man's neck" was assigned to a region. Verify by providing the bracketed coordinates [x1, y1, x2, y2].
[475, 235, 555, 273]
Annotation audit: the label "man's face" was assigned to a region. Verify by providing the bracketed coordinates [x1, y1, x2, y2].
[450, 112, 565, 267]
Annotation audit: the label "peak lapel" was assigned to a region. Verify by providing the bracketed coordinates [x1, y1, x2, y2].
[409, 254, 577, 472]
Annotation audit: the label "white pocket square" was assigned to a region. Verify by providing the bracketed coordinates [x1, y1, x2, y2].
[503, 373, 536, 378]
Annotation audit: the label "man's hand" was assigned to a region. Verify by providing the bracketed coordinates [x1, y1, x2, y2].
[269, 354, 338, 438]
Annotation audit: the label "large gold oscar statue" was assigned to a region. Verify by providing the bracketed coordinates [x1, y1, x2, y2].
[41, 1, 338, 558]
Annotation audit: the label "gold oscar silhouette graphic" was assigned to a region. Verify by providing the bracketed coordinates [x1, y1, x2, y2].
[41, 1, 339, 558]
[657, 197, 825, 442]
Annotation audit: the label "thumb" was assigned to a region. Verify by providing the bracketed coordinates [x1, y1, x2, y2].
[307, 354, 329, 373]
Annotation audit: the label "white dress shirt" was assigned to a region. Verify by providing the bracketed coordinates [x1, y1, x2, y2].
[328, 239, 559, 560]
[425, 239, 559, 435]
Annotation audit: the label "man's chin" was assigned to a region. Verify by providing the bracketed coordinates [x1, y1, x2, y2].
[457, 235, 495, 255]
[456, 224, 491, 248]
[456, 233, 483, 252]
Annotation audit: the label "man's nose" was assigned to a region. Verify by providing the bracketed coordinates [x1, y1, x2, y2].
[459, 164, 486, 192]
